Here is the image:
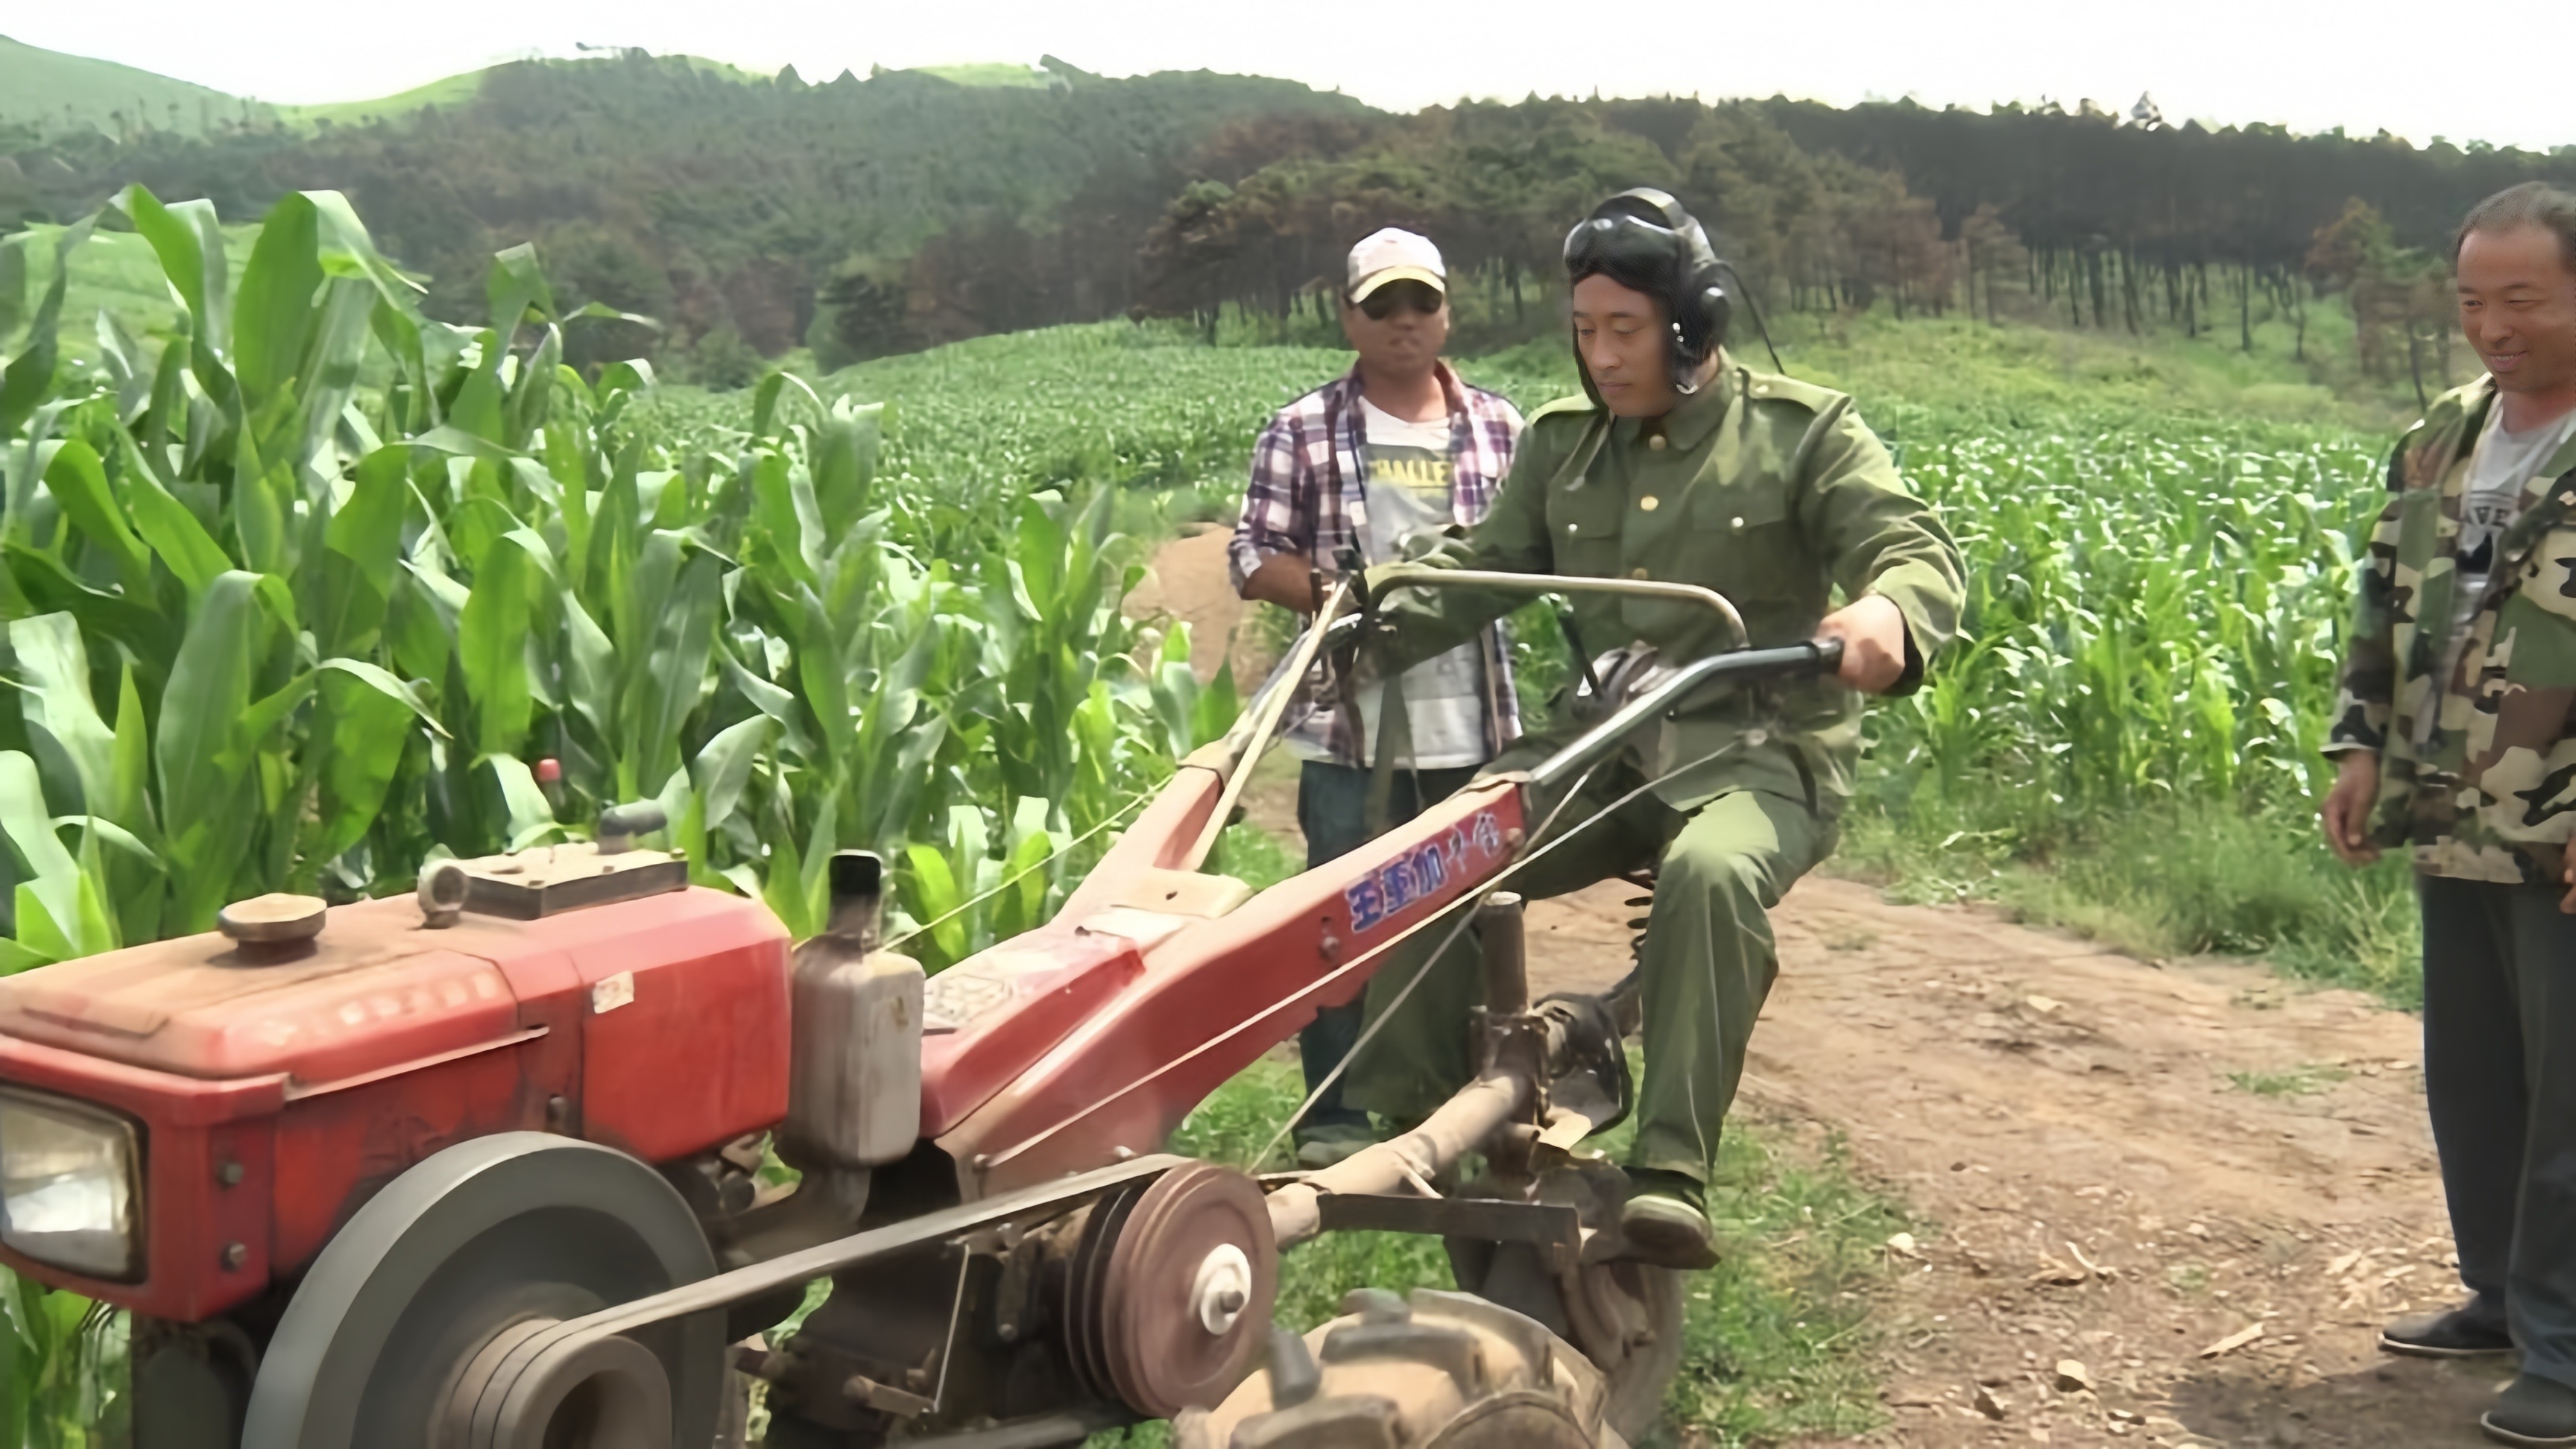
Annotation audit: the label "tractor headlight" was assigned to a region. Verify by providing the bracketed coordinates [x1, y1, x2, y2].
[0, 1087, 142, 1281]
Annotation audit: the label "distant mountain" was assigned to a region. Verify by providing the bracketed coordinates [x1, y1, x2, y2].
[7, 40, 2566, 390]
[272, 51, 774, 130]
[2, 51, 1371, 365]
[0, 34, 270, 137]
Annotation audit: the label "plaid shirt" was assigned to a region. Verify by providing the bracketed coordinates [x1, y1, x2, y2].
[1227, 364, 1524, 766]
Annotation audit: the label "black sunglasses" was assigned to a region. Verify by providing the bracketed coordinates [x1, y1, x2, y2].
[1356, 280, 1444, 320]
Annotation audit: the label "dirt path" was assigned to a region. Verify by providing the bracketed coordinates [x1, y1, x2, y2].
[1134, 533, 2500, 1448]
[1527, 877, 2488, 1449]
[1121, 524, 1265, 686]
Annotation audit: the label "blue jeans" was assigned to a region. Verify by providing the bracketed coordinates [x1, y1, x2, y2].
[1292, 760, 1483, 1140]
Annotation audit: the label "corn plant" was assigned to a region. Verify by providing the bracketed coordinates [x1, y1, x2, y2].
[1866, 420, 2382, 836]
[0, 189, 1252, 1439]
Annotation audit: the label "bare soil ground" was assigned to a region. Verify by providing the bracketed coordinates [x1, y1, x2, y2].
[1121, 525, 1270, 686]
[1129, 531, 2508, 1448]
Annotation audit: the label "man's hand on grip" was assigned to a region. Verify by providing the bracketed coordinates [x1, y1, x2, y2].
[1815, 595, 1908, 694]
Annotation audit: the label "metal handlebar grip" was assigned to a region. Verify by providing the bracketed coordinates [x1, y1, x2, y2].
[1527, 637, 1852, 791]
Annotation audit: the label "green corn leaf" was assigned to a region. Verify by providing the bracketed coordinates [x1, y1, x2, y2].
[902, 841, 967, 967]
[0, 751, 86, 959]
[49, 815, 159, 875]
[1189, 656, 1241, 751]
[108, 658, 151, 837]
[0, 216, 92, 441]
[647, 550, 726, 778]
[761, 843, 815, 941]
[560, 590, 617, 744]
[314, 446, 414, 657]
[388, 564, 457, 689]
[719, 651, 815, 761]
[503, 325, 562, 449]
[457, 531, 537, 759]
[153, 572, 270, 932]
[692, 715, 776, 833]
[8, 614, 115, 818]
[812, 398, 882, 546]
[485, 243, 558, 340]
[10, 883, 77, 964]
[113, 429, 233, 595]
[4, 543, 180, 683]
[43, 438, 155, 601]
[118, 186, 231, 356]
[484, 754, 564, 851]
[0, 938, 52, 976]
[230, 193, 323, 410]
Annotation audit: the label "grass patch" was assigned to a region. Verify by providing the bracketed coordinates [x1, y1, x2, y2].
[1092, 1054, 1905, 1445]
[2226, 1064, 2350, 1097]
[1834, 799, 2422, 1009]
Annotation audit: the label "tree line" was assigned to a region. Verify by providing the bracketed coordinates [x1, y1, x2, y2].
[4, 53, 2569, 385]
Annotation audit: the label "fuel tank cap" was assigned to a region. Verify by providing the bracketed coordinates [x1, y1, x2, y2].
[217, 893, 328, 946]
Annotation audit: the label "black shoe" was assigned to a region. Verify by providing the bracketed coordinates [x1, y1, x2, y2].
[2484, 1374, 2576, 1447]
[2382, 1304, 2515, 1359]
[1618, 1169, 1717, 1271]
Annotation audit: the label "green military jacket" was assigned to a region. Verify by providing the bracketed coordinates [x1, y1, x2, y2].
[2330, 376, 2576, 884]
[1368, 360, 1965, 813]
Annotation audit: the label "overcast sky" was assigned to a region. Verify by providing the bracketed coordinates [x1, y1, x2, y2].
[14, 0, 2575, 153]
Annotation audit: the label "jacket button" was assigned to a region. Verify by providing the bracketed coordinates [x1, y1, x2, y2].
[1752, 384, 1770, 397]
[1647, 434, 1668, 450]
[1566, 523, 1579, 535]
[1639, 496, 1659, 512]
[1730, 516, 1746, 531]
[1745, 728, 1769, 747]
[1629, 567, 1650, 580]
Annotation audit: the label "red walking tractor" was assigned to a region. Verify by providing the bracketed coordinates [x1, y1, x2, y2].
[0, 575, 1834, 1448]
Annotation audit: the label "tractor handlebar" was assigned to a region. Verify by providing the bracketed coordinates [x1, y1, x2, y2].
[1527, 637, 1844, 791]
[1366, 564, 1750, 648]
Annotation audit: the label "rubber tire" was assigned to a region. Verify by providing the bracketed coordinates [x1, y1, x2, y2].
[1174, 1288, 1626, 1449]
[242, 1132, 724, 1449]
[1446, 1239, 1685, 1442]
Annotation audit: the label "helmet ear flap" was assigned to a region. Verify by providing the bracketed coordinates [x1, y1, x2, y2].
[1670, 278, 1731, 393]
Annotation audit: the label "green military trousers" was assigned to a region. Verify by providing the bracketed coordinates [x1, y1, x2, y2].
[1344, 745, 1836, 1183]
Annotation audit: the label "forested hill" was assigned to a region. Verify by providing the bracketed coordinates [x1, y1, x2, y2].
[1, 52, 1367, 364]
[6, 45, 2573, 387]
[0, 34, 271, 138]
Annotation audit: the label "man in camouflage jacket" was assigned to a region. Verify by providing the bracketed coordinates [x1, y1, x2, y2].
[2323, 182, 2576, 1448]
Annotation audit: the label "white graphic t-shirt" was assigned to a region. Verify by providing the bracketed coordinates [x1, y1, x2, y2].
[1345, 398, 1490, 769]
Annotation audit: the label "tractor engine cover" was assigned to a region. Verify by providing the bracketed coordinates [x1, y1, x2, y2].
[0, 847, 790, 1324]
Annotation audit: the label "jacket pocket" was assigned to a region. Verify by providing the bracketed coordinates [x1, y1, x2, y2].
[1688, 484, 1801, 596]
[1544, 482, 1626, 578]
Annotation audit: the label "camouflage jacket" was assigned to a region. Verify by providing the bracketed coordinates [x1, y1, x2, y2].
[2330, 376, 2576, 883]
[1365, 363, 1963, 815]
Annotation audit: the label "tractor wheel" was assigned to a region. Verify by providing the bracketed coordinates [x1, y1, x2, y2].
[1172, 1288, 1627, 1449]
[1445, 1239, 1685, 1442]
[242, 1131, 725, 1449]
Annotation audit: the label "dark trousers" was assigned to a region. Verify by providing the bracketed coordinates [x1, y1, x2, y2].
[1291, 760, 1482, 1139]
[2419, 874, 2576, 1389]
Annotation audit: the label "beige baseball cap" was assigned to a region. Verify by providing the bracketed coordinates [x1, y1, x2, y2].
[1347, 227, 1446, 302]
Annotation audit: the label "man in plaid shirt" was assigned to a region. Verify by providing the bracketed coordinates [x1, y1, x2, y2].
[1227, 227, 1525, 1167]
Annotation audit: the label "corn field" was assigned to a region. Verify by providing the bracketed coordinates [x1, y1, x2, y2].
[0, 189, 2397, 1443]
[0, 191, 1272, 1440]
[1872, 420, 2382, 827]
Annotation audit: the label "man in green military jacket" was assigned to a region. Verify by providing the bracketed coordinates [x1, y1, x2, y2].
[1346, 189, 1963, 1269]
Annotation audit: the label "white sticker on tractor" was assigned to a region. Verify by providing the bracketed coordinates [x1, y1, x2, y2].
[591, 972, 637, 1014]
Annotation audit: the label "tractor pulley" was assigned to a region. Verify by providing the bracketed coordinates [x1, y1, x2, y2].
[1061, 1161, 1278, 1421]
